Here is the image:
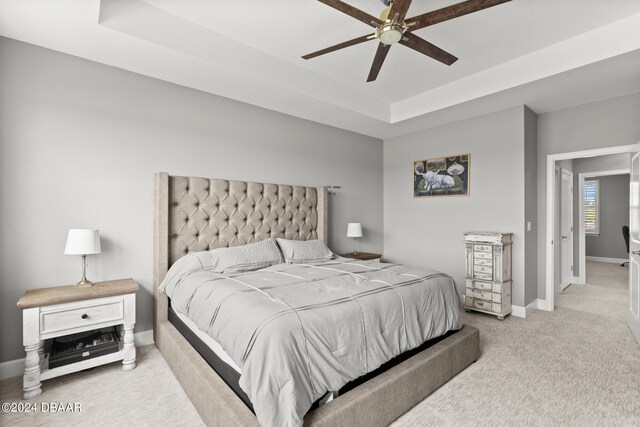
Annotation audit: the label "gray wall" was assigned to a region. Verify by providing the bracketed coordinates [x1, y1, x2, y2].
[536, 93, 640, 300]
[524, 107, 538, 304]
[383, 106, 537, 307]
[585, 174, 630, 259]
[0, 38, 383, 363]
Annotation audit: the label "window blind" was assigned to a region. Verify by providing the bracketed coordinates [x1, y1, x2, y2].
[584, 180, 599, 235]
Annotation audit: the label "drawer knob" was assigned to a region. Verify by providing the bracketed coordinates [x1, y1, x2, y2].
[81, 313, 88, 319]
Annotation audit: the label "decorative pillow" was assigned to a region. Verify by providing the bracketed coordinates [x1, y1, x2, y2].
[275, 238, 334, 264]
[211, 238, 283, 273]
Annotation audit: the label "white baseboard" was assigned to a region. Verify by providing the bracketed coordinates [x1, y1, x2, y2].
[464, 295, 541, 319]
[585, 256, 628, 264]
[511, 299, 539, 318]
[537, 298, 554, 311]
[0, 329, 154, 381]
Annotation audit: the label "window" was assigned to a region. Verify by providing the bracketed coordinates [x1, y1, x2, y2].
[584, 179, 600, 235]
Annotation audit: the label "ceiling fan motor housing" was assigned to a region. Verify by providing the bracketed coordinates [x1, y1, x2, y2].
[376, 23, 404, 45]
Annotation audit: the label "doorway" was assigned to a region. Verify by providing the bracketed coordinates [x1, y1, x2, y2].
[577, 170, 630, 285]
[544, 144, 635, 311]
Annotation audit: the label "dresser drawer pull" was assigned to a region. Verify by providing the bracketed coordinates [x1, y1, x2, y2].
[81, 313, 88, 319]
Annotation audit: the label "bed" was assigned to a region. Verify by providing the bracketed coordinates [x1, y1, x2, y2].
[153, 172, 480, 427]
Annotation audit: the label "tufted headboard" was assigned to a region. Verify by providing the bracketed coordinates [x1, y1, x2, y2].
[153, 172, 328, 335]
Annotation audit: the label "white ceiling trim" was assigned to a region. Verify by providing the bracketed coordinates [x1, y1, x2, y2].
[392, 13, 640, 123]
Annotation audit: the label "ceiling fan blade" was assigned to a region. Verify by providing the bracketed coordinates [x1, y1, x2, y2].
[405, 0, 511, 31]
[399, 32, 458, 65]
[388, 0, 413, 22]
[367, 43, 391, 82]
[302, 34, 375, 60]
[318, 0, 383, 28]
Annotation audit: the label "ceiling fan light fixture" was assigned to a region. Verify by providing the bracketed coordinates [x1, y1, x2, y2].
[377, 24, 403, 45]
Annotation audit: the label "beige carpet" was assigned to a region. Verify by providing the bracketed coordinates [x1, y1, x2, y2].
[393, 261, 640, 426]
[2, 262, 638, 426]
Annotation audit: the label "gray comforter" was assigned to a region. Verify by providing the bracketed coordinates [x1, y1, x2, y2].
[161, 258, 462, 427]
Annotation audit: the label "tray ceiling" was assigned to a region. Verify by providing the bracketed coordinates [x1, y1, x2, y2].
[1, 0, 639, 138]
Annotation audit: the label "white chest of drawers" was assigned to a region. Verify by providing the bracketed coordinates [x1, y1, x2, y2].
[464, 232, 512, 320]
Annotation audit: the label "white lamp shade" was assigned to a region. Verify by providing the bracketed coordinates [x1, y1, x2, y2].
[64, 229, 101, 255]
[346, 223, 363, 238]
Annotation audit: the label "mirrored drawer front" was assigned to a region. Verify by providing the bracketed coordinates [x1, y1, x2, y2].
[474, 258, 493, 267]
[468, 280, 492, 291]
[474, 245, 492, 252]
[474, 251, 492, 260]
[474, 272, 493, 280]
[41, 301, 124, 334]
[473, 299, 492, 311]
[474, 265, 492, 274]
[473, 290, 492, 300]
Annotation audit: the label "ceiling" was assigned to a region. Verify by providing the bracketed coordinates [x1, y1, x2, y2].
[1, 0, 639, 139]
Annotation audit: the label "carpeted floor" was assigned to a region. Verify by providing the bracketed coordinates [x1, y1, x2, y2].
[1, 262, 638, 426]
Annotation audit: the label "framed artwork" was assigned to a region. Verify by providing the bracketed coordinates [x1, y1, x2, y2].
[413, 153, 470, 197]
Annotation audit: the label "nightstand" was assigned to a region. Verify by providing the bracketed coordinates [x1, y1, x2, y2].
[17, 278, 138, 399]
[340, 252, 382, 262]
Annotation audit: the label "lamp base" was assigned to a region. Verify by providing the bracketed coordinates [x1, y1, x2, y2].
[76, 279, 94, 288]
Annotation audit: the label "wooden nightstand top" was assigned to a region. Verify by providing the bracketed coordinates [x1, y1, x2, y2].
[340, 252, 381, 261]
[17, 278, 138, 309]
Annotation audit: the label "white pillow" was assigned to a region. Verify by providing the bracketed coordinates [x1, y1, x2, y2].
[211, 238, 283, 273]
[275, 238, 334, 264]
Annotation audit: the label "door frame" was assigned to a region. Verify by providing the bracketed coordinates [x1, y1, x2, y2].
[544, 144, 635, 311]
[577, 168, 630, 284]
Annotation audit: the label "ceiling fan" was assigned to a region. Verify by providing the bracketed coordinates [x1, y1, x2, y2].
[302, 0, 512, 82]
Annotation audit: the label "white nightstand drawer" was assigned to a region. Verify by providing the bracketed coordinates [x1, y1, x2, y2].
[474, 245, 492, 252]
[474, 258, 493, 267]
[41, 300, 124, 334]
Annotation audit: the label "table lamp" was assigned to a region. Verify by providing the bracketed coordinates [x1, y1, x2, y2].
[65, 229, 101, 287]
[346, 223, 363, 254]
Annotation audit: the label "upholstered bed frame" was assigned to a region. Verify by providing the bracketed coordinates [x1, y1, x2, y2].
[153, 172, 480, 426]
